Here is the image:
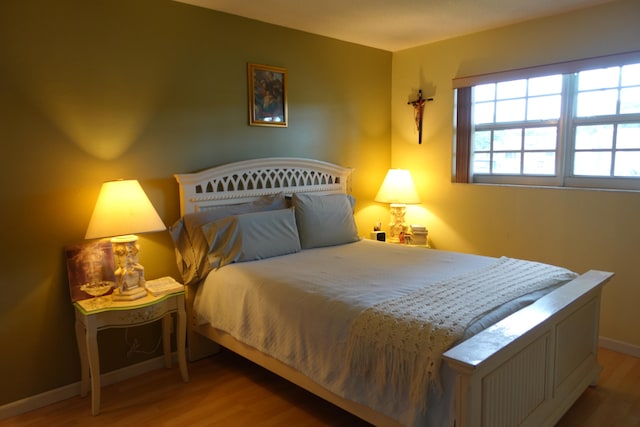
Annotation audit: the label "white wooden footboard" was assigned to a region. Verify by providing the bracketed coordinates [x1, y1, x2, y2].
[443, 270, 613, 427]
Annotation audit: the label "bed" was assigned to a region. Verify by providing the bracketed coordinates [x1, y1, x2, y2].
[171, 157, 613, 427]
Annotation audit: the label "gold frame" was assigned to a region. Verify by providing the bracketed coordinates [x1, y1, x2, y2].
[248, 63, 288, 127]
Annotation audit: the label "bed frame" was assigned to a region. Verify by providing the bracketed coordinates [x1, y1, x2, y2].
[174, 157, 613, 427]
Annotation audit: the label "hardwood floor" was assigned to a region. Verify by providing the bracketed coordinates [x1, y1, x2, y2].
[555, 347, 640, 427]
[0, 347, 637, 426]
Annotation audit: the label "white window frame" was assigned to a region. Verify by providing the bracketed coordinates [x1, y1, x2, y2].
[453, 51, 640, 191]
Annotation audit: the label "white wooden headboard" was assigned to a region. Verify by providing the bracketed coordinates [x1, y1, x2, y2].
[174, 157, 354, 215]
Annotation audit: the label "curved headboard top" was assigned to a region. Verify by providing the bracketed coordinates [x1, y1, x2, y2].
[174, 157, 354, 215]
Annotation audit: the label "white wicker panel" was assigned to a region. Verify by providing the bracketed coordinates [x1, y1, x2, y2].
[195, 168, 338, 194]
[193, 167, 344, 201]
[482, 335, 549, 427]
[175, 157, 353, 215]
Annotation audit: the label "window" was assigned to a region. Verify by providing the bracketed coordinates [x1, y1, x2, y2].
[453, 51, 640, 190]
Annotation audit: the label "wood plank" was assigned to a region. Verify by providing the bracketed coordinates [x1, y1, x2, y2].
[0, 347, 637, 426]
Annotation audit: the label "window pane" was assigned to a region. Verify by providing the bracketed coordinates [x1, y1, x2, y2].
[617, 123, 640, 149]
[575, 125, 613, 149]
[474, 102, 495, 124]
[576, 89, 618, 117]
[496, 99, 525, 122]
[493, 152, 521, 174]
[474, 83, 496, 102]
[614, 151, 640, 177]
[524, 127, 557, 150]
[574, 151, 612, 176]
[621, 63, 640, 86]
[494, 129, 522, 150]
[527, 95, 561, 120]
[497, 79, 526, 99]
[473, 152, 491, 174]
[523, 152, 556, 175]
[620, 87, 640, 114]
[578, 67, 620, 90]
[462, 55, 640, 189]
[474, 130, 491, 150]
[528, 75, 563, 96]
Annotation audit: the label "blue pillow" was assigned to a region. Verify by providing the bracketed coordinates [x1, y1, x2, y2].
[201, 208, 301, 269]
[292, 193, 359, 249]
[168, 193, 288, 285]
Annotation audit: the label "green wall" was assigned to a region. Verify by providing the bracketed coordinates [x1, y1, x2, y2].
[0, 0, 391, 405]
[391, 0, 640, 349]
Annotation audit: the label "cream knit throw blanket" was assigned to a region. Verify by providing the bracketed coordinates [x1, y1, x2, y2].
[345, 257, 577, 412]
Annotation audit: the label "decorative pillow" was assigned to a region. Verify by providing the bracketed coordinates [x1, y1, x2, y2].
[292, 193, 359, 249]
[168, 193, 287, 285]
[201, 208, 301, 269]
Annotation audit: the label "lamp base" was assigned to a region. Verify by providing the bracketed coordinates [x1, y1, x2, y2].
[112, 286, 147, 301]
[111, 234, 148, 297]
[387, 203, 408, 243]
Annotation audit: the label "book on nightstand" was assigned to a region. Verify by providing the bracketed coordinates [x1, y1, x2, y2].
[145, 276, 184, 297]
[410, 225, 428, 246]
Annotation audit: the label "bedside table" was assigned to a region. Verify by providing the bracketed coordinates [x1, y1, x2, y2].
[74, 289, 189, 415]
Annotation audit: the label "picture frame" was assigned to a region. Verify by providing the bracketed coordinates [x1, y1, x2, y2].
[248, 63, 288, 127]
[65, 240, 116, 302]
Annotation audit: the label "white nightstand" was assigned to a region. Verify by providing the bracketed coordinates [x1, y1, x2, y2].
[74, 288, 189, 415]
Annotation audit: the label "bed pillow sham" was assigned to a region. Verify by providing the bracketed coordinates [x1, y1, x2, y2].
[201, 208, 301, 269]
[292, 192, 359, 249]
[169, 193, 287, 285]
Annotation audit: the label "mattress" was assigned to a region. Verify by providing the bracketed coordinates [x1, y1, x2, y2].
[193, 240, 571, 425]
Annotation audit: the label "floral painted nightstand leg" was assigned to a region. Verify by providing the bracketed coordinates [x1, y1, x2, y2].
[86, 318, 101, 415]
[162, 315, 172, 369]
[75, 317, 90, 398]
[74, 310, 102, 415]
[160, 303, 189, 381]
[176, 298, 189, 382]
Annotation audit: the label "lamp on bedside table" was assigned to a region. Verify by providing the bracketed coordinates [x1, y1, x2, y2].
[375, 169, 420, 243]
[85, 179, 166, 301]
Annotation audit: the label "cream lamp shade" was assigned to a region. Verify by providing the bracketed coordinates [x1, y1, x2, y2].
[374, 169, 420, 205]
[85, 179, 166, 240]
[85, 179, 166, 301]
[375, 169, 420, 243]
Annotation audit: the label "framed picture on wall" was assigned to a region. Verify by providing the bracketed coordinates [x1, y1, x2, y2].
[65, 240, 116, 302]
[248, 63, 288, 127]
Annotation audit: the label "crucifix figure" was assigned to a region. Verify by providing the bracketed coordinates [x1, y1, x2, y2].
[408, 90, 433, 144]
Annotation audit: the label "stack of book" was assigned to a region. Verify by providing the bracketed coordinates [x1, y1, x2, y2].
[410, 224, 429, 246]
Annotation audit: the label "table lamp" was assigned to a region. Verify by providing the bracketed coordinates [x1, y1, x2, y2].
[375, 169, 420, 243]
[85, 179, 166, 300]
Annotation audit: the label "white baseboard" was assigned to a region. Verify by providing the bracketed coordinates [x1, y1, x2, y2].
[0, 355, 170, 421]
[599, 336, 640, 358]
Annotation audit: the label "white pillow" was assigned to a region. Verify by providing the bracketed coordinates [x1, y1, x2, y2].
[201, 208, 301, 269]
[292, 193, 359, 249]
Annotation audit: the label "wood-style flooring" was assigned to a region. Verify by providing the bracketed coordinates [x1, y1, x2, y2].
[0, 347, 637, 426]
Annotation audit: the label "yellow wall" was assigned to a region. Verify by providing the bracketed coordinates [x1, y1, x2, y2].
[390, 0, 640, 348]
[0, 0, 390, 405]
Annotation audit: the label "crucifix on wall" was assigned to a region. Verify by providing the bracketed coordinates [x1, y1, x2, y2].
[408, 90, 434, 144]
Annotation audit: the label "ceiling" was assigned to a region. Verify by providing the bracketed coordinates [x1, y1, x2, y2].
[176, 0, 613, 52]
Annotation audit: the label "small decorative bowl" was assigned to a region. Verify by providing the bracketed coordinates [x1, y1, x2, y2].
[81, 281, 114, 297]
[80, 281, 115, 308]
